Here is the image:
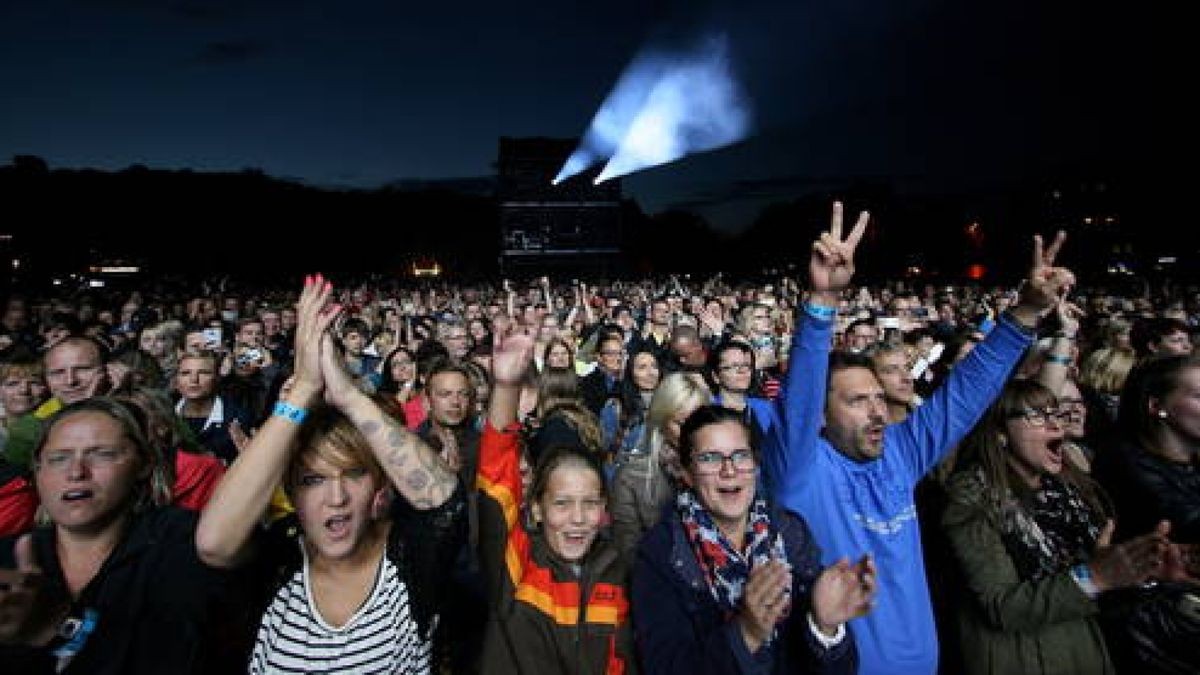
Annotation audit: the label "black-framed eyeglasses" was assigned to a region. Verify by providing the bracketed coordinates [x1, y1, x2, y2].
[1007, 407, 1070, 427]
[718, 362, 752, 373]
[692, 449, 757, 475]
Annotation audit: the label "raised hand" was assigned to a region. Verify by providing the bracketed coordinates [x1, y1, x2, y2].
[492, 331, 534, 388]
[1053, 298, 1084, 339]
[809, 202, 870, 303]
[737, 559, 792, 654]
[229, 418, 251, 455]
[318, 332, 365, 412]
[811, 554, 877, 633]
[292, 274, 340, 401]
[1011, 231, 1075, 327]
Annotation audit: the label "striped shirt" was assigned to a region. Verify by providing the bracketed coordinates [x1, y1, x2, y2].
[250, 541, 432, 674]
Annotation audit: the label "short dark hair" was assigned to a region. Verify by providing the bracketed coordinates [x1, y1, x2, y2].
[827, 351, 876, 392]
[677, 404, 757, 468]
[1131, 317, 1190, 357]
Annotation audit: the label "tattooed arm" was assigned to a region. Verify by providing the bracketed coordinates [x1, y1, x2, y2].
[320, 332, 458, 510]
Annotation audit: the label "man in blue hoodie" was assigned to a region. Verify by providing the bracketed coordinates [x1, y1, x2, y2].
[765, 202, 1073, 674]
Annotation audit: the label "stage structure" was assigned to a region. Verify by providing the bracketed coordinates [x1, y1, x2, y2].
[497, 137, 623, 276]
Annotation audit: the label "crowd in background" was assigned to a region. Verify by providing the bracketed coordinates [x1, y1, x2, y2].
[1, 204, 1200, 674]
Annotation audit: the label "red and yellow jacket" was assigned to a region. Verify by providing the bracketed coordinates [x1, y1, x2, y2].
[476, 421, 636, 675]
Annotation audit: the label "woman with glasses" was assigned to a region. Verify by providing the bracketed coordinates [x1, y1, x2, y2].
[633, 405, 873, 674]
[941, 379, 1173, 674]
[710, 339, 783, 446]
[379, 346, 425, 430]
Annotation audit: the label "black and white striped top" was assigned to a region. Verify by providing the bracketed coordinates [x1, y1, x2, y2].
[249, 543, 432, 674]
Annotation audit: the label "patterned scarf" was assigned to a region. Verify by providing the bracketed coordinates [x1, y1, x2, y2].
[982, 467, 1105, 581]
[677, 489, 790, 636]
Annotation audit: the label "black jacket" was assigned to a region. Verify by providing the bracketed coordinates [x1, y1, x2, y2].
[0, 508, 238, 675]
[1094, 441, 1200, 543]
[633, 501, 857, 675]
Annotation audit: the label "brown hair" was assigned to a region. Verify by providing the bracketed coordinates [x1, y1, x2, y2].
[958, 379, 1107, 514]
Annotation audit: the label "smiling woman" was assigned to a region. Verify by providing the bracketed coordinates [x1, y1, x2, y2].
[632, 405, 871, 675]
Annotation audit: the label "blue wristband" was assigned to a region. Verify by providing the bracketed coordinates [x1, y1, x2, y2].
[803, 302, 836, 322]
[273, 400, 308, 424]
[1071, 563, 1100, 598]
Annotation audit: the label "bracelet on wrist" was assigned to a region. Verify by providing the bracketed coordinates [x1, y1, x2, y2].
[1071, 563, 1100, 598]
[803, 302, 837, 322]
[273, 400, 309, 424]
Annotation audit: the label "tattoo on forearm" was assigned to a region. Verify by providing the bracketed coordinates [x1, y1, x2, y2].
[405, 470, 431, 490]
[370, 415, 457, 508]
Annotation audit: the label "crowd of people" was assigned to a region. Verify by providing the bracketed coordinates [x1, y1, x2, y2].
[1, 201, 1199, 674]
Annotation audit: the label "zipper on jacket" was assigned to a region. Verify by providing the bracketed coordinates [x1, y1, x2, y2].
[577, 563, 591, 674]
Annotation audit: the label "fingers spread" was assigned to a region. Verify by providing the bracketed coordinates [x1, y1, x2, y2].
[845, 211, 870, 249]
[830, 201, 844, 240]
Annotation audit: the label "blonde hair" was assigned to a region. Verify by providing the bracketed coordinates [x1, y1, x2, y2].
[1079, 347, 1135, 395]
[641, 372, 712, 490]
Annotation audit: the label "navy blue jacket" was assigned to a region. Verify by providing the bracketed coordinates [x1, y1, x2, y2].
[632, 501, 857, 675]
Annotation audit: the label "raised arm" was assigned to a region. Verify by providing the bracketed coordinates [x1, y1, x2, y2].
[898, 232, 1074, 477]
[767, 202, 869, 498]
[196, 274, 337, 568]
[1033, 299, 1083, 396]
[320, 325, 457, 511]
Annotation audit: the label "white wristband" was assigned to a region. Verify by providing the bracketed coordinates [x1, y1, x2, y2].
[806, 612, 847, 648]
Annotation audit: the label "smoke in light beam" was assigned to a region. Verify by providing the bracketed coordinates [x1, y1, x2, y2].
[552, 34, 751, 186]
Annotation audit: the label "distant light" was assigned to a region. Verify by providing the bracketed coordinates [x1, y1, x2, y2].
[88, 279, 106, 288]
[1083, 217, 1093, 224]
[558, 33, 751, 184]
[88, 265, 140, 274]
[1104, 216, 1116, 223]
[412, 261, 442, 277]
[966, 264, 986, 281]
[11, 259, 19, 269]
[52, 278, 62, 286]
[1158, 257, 1178, 265]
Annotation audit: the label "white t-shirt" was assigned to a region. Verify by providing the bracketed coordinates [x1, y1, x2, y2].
[249, 541, 432, 674]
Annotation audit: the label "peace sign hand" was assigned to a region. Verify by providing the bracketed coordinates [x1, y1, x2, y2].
[809, 202, 869, 301]
[1011, 231, 1076, 328]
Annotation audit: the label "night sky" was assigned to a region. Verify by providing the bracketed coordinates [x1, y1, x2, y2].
[0, 0, 1155, 231]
